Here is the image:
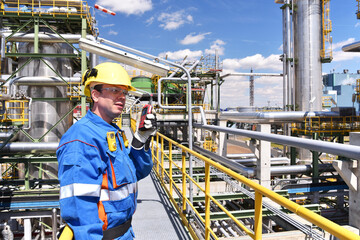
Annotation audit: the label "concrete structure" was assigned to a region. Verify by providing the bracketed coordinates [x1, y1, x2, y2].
[333, 132, 360, 230]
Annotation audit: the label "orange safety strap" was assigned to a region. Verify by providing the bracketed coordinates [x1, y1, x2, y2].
[98, 172, 109, 230]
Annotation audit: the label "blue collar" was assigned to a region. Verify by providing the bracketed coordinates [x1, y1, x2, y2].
[85, 110, 120, 132]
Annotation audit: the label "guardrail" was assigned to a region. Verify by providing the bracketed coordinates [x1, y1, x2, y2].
[151, 132, 360, 240]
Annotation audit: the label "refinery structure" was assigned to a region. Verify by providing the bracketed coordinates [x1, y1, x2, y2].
[0, 0, 360, 240]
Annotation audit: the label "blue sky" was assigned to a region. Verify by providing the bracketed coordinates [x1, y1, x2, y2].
[91, 0, 360, 108]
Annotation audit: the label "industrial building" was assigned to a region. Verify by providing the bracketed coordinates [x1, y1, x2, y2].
[0, 0, 360, 240]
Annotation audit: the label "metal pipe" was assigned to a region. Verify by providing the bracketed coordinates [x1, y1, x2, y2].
[194, 145, 255, 177]
[10, 76, 81, 86]
[1, 142, 58, 153]
[221, 73, 282, 78]
[194, 145, 333, 177]
[0, 132, 13, 139]
[227, 153, 255, 158]
[192, 106, 207, 125]
[1, 32, 95, 43]
[220, 111, 339, 123]
[194, 123, 360, 160]
[52, 208, 57, 240]
[233, 157, 290, 166]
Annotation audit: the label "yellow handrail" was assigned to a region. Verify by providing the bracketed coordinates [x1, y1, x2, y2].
[152, 132, 360, 240]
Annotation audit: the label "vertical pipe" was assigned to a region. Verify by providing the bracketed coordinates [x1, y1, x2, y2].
[254, 191, 263, 240]
[215, 51, 220, 113]
[52, 208, 57, 240]
[24, 219, 31, 240]
[312, 132, 319, 184]
[204, 162, 211, 240]
[81, 18, 87, 117]
[34, 18, 39, 54]
[24, 161, 29, 190]
[282, 4, 288, 110]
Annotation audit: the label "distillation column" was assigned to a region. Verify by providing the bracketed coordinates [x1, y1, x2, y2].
[293, 0, 323, 112]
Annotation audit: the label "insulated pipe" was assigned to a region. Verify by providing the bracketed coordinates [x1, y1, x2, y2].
[194, 145, 334, 177]
[11, 76, 81, 86]
[0, 132, 13, 140]
[233, 157, 290, 166]
[221, 73, 282, 78]
[194, 145, 255, 177]
[194, 123, 360, 160]
[1, 32, 95, 43]
[1, 142, 59, 153]
[220, 111, 340, 123]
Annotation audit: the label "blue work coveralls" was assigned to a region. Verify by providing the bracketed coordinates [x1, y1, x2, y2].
[57, 111, 153, 239]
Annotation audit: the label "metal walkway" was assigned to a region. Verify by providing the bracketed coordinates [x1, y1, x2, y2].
[132, 170, 193, 240]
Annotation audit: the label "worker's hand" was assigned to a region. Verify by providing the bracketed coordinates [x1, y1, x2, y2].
[132, 113, 157, 150]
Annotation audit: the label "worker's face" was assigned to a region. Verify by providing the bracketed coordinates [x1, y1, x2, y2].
[91, 84, 128, 123]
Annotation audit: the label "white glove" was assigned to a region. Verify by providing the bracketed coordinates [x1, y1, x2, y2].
[132, 113, 157, 150]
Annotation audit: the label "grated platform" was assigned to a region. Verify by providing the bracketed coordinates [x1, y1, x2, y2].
[133, 171, 193, 240]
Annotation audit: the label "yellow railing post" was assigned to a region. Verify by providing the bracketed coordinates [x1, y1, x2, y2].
[161, 136, 164, 180]
[204, 162, 211, 240]
[181, 150, 187, 213]
[156, 133, 159, 173]
[254, 191, 263, 240]
[169, 142, 173, 197]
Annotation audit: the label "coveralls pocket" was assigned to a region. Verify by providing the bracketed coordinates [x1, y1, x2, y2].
[102, 196, 134, 229]
[107, 149, 136, 187]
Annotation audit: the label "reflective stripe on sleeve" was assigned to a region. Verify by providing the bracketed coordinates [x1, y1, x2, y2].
[100, 183, 138, 201]
[60, 183, 101, 200]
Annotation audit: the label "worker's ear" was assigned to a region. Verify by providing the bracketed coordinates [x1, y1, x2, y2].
[91, 89, 100, 103]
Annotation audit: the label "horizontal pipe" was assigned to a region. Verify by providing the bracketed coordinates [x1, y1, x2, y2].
[1, 142, 58, 153]
[194, 146, 333, 177]
[193, 145, 255, 177]
[194, 123, 360, 160]
[0, 132, 13, 140]
[222, 73, 283, 78]
[220, 111, 340, 123]
[1, 32, 95, 43]
[11, 76, 81, 86]
[234, 157, 290, 165]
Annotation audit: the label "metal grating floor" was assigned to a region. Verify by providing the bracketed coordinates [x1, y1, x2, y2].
[132, 171, 193, 240]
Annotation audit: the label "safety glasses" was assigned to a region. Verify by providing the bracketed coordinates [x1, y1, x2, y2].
[101, 87, 128, 96]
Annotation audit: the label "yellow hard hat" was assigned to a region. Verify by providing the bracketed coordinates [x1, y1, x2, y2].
[82, 62, 136, 97]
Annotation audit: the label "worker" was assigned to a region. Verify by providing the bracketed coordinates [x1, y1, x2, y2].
[56, 62, 156, 239]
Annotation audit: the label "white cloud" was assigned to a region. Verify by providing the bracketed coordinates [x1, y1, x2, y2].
[219, 72, 283, 108]
[158, 10, 193, 30]
[332, 50, 360, 62]
[205, 39, 226, 55]
[108, 30, 118, 35]
[146, 16, 155, 26]
[158, 49, 202, 61]
[97, 0, 152, 15]
[180, 32, 211, 45]
[332, 38, 356, 50]
[223, 54, 282, 72]
[102, 24, 115, 28]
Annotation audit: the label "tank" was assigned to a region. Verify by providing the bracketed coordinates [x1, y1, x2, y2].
[15, 42, 74, 179]
[293, 0, 323, 112]
[131, 76, 154, 93]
